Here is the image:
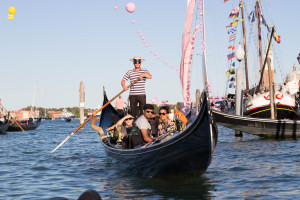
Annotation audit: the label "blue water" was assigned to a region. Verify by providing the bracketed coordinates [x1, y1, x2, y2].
[0, 120, 299, 199]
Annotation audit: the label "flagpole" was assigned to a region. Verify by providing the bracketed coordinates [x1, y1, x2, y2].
[241, 0, 249, 91]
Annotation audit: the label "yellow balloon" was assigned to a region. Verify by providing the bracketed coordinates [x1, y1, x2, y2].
[8, 7, 16, 15]
[8, 14, 14, 20]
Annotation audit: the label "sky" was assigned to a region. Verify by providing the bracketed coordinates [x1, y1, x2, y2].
[0, 0, 299, 110]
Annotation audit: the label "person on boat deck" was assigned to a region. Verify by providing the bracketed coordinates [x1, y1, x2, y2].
[157, 106, 177, 136]
[115, 96, 126, 115]
[121, 56, 152, 119]
[115, 114, 134, 137]
[130, 104, 154, 148]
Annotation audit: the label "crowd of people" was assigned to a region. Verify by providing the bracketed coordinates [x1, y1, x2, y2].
[91, 56, 187, 149]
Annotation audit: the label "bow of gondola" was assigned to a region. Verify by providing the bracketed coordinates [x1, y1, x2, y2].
[98, 89, 218, 177]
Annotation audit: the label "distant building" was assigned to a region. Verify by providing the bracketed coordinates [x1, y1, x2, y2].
[10, 110, 40, 120]
[48, 109, 75, 120]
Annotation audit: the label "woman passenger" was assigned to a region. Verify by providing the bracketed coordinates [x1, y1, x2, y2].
[157, 106, 177, 136]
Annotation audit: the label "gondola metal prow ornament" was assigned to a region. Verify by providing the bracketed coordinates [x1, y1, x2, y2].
[51, 77, 141, 153]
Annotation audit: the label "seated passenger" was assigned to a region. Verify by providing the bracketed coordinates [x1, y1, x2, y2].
[158, 106, 177, 136]
[130, 104, 154, 148]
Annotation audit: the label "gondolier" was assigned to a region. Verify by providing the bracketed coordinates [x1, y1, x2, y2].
[121, 56, 152, 118]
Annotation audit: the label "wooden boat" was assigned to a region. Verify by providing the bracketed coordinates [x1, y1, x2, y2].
[212, 109, 300, 138]
[99, 91, 218, 177]
[0, 120, 9, 134]
[7, 117, 42, 132]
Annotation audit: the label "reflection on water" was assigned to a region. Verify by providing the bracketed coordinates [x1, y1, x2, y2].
[0, 121, 299, 199]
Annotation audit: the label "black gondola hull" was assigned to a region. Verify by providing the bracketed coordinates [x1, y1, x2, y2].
[0, 121, 9, 133]
[100, 92, 218, 177]
[7, 118, 42, 132]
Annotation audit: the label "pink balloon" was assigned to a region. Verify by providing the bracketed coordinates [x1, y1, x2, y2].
[142, 37, 144, 40]
[131, 20, 136, 24]
[154, 53, 157, 56]
[114, 6, 118, 10]
[169, 65, 172, 68]
[175, 69, 179, 71]
[150, 50, 153, 53]
[126, 2, 136, 13]
[166, 62, 168, 65]
[172, 66, 175, 69]
[137, 30, 140, 33]
[143, 41, 146, 43]
[157, 56, 160, 59]
[145, 44, 149, 47]
[163, 60, 166, 63]
[139, 33, 142, 37]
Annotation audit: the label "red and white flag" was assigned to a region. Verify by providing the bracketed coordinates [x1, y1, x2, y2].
[228, 45, 235, 51]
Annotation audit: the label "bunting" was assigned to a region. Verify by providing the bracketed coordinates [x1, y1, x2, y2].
[229, 35, 236, 42]
[227, 52, 235, 60]
[297, 53, 300, 64]
[228, 45, 235, 51]
[227, 27, 237, 35]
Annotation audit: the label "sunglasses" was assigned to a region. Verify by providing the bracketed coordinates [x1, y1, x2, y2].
[146, 110, 154, 114]
[133, 59, 141, 64]
[125, 118, 134, 121]
[159, 113, 167, 116]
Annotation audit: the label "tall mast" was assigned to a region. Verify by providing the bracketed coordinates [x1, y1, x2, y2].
[256, 0, 264, 91]
[241, 1, 249, 91]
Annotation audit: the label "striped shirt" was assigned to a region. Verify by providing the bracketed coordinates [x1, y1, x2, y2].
[122, 68, 150, 95]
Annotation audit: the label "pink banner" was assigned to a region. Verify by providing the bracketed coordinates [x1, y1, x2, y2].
[180, 0, 196, 106]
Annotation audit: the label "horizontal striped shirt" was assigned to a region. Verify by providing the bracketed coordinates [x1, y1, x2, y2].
[123, 68, 150, 95]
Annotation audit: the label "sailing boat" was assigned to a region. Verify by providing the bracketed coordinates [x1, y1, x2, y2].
[212, 0, 300, 138]
[98, 0, 218, 177]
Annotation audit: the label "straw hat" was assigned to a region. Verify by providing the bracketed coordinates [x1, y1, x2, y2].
[130, 56, 145, 62]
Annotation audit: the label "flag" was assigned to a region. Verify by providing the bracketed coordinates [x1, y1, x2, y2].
[226, 70, 231, 75]
[224, 0, 229, 3]
[226, 24, 232, 29]
[229, 83, 233, 88]
[231, 62, 236, 67]
[230, 77, 235, 82]
[273, 32, 281, 43]
[227, 52, 235, 60]
[230, 69, 235, 74]
[228, 27, 237, 35]
[248, 11, 255, 23]
[297, 53, 300, 64]
[262, 15, 267, 26]
[229, 12, 239, 19]
[229, 35, 236, 42]
[239, 0, 244, 7]
[228, 45, 235, 51]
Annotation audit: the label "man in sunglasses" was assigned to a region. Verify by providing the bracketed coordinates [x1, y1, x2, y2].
[130, 104, 154, 148]
[121, 56, 152, 119]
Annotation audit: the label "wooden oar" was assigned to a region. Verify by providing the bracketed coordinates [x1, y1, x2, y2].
[0, 103, 24, 132]
[51, 77, 141, 153]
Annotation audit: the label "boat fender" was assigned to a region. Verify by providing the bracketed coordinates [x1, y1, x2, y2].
[276, 94, 283, 99]
[264, 95, 270, 100]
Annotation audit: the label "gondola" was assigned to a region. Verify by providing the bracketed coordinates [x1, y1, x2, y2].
[99, 90, 218, 177]
[7, 117, 42, 132]
[0, 120, 9, 134]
